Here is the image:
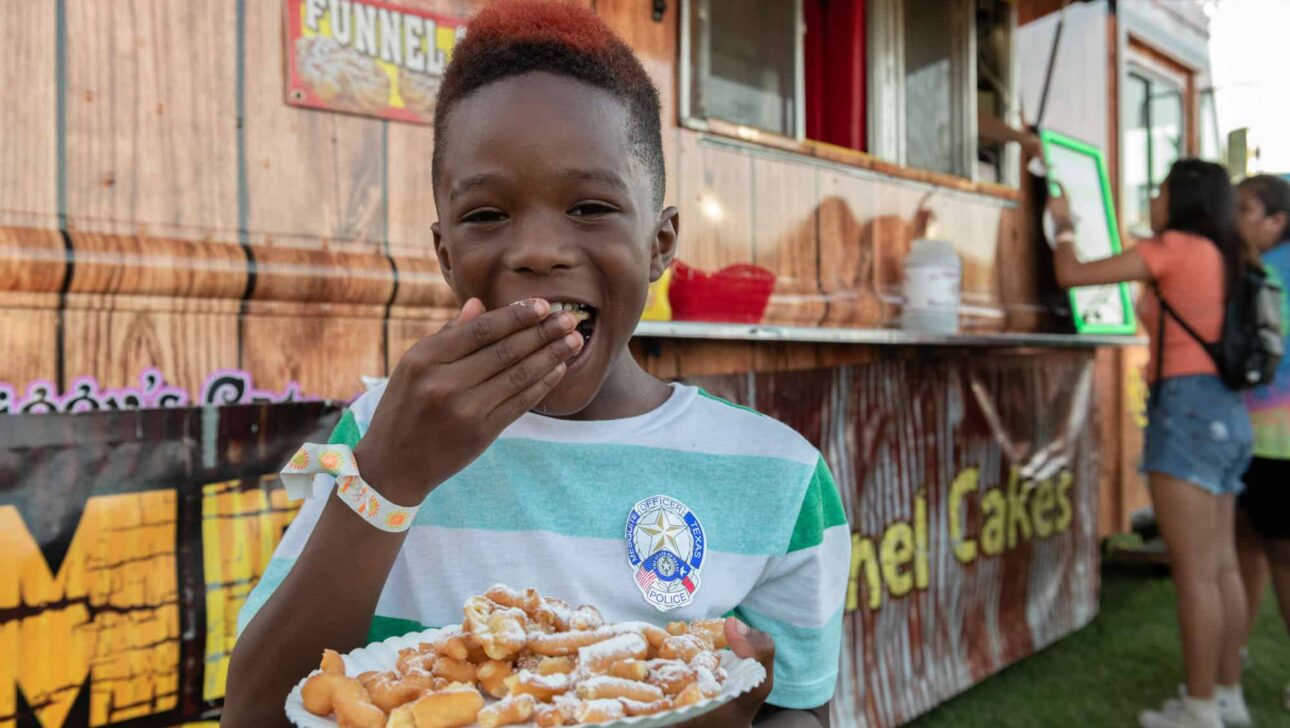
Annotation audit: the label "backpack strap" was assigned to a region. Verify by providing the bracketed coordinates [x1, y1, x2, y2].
[1152, 282, 1165, 391]
[1152, 281, 1221, 368]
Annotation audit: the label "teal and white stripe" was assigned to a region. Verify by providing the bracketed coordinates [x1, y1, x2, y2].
[239, 383, 850, 709]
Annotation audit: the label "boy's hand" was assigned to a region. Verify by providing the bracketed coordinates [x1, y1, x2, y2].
[675, 618, 777, 728]
[353, 297, 582, 504]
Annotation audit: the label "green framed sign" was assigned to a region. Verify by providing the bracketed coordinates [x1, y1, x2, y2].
[1040, 129, 1138, 335]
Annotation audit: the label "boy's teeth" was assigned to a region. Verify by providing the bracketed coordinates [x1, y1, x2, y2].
[549, 301, 591, 322]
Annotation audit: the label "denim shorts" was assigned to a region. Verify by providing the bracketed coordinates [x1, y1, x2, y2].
[1141, 375, 1254, 495]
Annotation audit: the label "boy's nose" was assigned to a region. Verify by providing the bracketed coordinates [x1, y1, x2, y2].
[502, 224, 578, 275]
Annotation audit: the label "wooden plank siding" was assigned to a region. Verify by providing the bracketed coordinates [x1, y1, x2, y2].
[0, 0, 1133, 536]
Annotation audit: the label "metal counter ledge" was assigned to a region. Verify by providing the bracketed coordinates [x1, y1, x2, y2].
[632, 320, 1147, 348]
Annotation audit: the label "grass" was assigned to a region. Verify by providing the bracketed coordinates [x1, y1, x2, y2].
[907, 563, 1290, 727]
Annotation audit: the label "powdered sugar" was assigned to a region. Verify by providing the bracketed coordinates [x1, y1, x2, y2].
[578, 633, 648, 666]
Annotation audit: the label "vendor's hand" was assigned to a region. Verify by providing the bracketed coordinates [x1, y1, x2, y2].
[674, 618, 776, 728]
[352, 298, 582, 504]
[1046, 183, 1074, 230]
[1020, 131, 1044, 161]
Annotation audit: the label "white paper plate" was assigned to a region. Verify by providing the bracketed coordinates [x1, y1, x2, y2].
[285, 625, 766, 727]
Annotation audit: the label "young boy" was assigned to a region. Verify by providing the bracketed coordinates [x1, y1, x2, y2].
[222, 2, 849, 726]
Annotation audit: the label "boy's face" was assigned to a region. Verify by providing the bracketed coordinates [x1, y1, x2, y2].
[433, 71, 677, 416]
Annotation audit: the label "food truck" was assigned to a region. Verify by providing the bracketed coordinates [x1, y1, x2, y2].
[0, 0, 1218, 725]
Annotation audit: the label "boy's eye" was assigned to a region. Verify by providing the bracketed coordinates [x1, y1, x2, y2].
[568, 202, 618, 218]
[462, 209, 508, 224]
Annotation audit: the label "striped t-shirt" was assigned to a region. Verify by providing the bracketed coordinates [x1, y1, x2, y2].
[238, 382, 850, 709]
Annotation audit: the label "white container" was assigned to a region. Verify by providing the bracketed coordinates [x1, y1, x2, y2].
[901, 239, 962, 334]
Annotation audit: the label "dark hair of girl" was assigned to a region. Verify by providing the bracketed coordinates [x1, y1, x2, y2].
[1238, 174, 1290, 244]
[1163, 158, 1254, 296]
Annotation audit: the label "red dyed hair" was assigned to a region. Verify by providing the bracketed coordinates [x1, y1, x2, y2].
[432, 0, 664, 207]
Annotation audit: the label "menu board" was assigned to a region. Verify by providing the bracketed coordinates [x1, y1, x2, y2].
[1040, 130, 1137, 335]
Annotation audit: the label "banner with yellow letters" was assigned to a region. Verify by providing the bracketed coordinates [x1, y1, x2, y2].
[1, 349, 1096, 727]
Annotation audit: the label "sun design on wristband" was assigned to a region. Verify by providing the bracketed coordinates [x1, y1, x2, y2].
[320, 449, 346, 474]
[289, 449, 309, 471]
[386, 511, 408, 529]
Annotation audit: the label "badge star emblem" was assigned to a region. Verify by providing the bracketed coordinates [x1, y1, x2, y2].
[638, 509, 686, 554]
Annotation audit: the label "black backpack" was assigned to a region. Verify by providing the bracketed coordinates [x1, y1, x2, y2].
[1154, 264, 1285, 390]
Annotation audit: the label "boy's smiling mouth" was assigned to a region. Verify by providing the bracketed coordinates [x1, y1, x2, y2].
[548, 300, 598, 363]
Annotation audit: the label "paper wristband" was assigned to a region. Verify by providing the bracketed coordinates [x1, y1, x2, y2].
[280, 443, 418, 532]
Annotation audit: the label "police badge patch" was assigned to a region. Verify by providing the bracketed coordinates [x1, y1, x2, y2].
[625, 495, 705, 612]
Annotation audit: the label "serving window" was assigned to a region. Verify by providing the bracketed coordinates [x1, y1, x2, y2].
[682, 0, 1020, 190]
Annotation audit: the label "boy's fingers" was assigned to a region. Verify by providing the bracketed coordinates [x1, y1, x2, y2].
[725, 618, 775, 670]
[485, 358, 569, 428]
[476, 330, 583, 413]
[436, 298, 551, 360]
[453, 311, 580, 386]
[724, 618, 775, 708]
[439, 297, 485, 331]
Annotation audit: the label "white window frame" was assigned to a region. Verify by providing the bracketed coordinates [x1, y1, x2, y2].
[871, 0, 1015, 183]
[680, 0, 1015, 186]
[679, 0, 806, 140]
[1121, 60, 1189, 231]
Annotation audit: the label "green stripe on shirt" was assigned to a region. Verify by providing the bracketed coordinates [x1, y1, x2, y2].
[734, 602, 843, 709]
[698, 388, 765, 417]
[412, 438, 814, 556]
[787, 457, 848, 553]
[368, 615, 429, 643]
[329, 409, 362, 447]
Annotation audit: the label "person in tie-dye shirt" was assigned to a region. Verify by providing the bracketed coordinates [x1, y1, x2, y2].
[1234, 174, 1290, 714]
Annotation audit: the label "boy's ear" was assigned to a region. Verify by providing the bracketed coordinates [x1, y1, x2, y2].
[433, 221, 455, 288]
[650, 206, 680, 282]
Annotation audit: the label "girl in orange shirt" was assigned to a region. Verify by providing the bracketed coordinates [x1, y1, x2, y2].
[1048, 159, 1257, 728]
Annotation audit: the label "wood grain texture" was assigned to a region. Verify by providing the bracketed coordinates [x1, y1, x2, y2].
[995, 206, 1043, 332]
[242, 0, 387, 248]
[67, 233, 246, 299]
[240, 303, 387, 400]
[248, 245, 393, 305]
[0, 1, 57, 225]
[752, 342, 822, 373]
[636, 339, 755, 378]
[0, 227, 66, 294]
[676, 132, 754, 273]
[0, 228, 66, 388]
[387, 309, 453, 371]
[62, 296, 241, 395]
[752, 157, 824, 325]
[63, 0, 239, 238]
[385, 124, 438, 251]
[0, 297, 60, 390]
[389, 251, 454, 308]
